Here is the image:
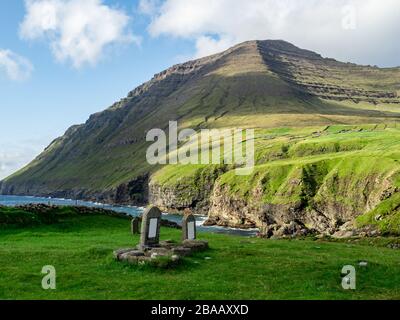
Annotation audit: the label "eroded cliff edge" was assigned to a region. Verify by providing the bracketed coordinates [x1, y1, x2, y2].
[149, 126, 400, 237]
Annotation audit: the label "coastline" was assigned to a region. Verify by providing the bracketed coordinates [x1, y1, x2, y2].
[0, 195, 259, 237]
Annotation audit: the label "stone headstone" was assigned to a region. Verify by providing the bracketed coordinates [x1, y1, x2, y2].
[139, 207, 161, 250]
[182, 214, 196, 241]
[131, 217, 140, 235]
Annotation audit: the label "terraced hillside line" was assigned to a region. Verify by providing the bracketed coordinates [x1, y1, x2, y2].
[257, 40, 400, 104]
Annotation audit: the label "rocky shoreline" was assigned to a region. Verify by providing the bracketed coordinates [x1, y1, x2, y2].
[2, 173, 396, 239]
[0, 173, 150, 207]
[0, 189, 388, 239]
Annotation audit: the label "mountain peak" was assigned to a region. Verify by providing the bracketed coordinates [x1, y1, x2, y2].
[258, 39, 323, 59]
[2, 40, 400, 198]
[124, 39, 398, 106]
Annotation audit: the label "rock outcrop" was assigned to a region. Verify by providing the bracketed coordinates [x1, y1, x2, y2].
[149, 166, 227, 215]
[205, 156, 400, 237]
[258, 41, 400, 104]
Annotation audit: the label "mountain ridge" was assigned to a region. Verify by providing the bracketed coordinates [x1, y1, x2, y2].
[1, 39, 400, 208]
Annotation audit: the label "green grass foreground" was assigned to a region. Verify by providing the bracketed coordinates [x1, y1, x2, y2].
[1, 208, 400, 300]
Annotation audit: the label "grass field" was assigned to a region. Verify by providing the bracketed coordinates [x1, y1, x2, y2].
[1, 209, 400, 300]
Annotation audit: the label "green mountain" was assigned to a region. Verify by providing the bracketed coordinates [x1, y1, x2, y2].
[2, 40, 400, 237]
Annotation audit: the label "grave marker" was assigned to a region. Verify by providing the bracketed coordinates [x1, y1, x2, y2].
[139, 207, 161, 250]
[182, 214, 196, 241]
[131, 217, 140, 235]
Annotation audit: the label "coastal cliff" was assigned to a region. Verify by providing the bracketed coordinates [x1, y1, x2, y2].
[149, 125, 400, 237]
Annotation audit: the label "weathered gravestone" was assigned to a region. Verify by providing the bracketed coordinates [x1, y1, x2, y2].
[182, 214, 196, 241]
[114, 206, 209, 266]
[139, 207, 161, 250]
[131, 217, 140, 235]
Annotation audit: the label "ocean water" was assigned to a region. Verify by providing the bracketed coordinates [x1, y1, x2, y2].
[0, 195, 258, 237]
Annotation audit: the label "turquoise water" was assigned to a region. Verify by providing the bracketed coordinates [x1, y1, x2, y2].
[0, 195, 258, 236]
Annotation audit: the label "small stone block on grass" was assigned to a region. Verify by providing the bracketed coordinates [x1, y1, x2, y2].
[182, 240, 209, 251]
[113, 248, 137, 260]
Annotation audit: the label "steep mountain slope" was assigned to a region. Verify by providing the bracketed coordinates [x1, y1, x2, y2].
[1, 40, 400, 219]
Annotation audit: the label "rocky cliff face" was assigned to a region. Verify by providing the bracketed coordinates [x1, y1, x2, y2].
[205, 161, 400, 237]
[149, 125, 400, 237]
[149, 166, 227, 214]
[258, 41, 400, 104]
[149, 184, 210, 214]
[0, 175, 149, 206]
[147, 163, 400, 237]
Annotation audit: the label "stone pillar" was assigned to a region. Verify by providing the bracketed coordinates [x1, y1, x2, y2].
[131, 217, 140, 235]
[139, 207, 161, 250]
[182, 214, 196, 241]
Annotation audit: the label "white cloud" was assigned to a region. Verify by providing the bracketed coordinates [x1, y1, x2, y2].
[194, 35, 236, 59]
[143, 0, 400, 66]
[20, 0, 140, 68]
[0, 49, 33, 81]
[0, 140, 45, 180]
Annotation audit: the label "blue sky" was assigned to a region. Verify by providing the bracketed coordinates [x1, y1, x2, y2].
[0, 0, 196, 179]
[1, 0, 399, 179]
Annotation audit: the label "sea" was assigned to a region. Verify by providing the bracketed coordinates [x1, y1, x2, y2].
[0, 195, 258, 237]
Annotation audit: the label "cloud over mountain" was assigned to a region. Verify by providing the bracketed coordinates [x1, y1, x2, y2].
[0, 140, 45, 180]
[142, 0, 400, 66]
[20, 0, 140, 68]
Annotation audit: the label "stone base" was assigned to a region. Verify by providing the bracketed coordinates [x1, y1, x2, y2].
[113, 240, 209, 266]
[182, 240, 209, 251]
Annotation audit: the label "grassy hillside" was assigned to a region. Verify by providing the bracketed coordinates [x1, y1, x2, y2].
[1, 208, 400, 300]
[150, 124, 400, 233]
[1, 40, 400, 200]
